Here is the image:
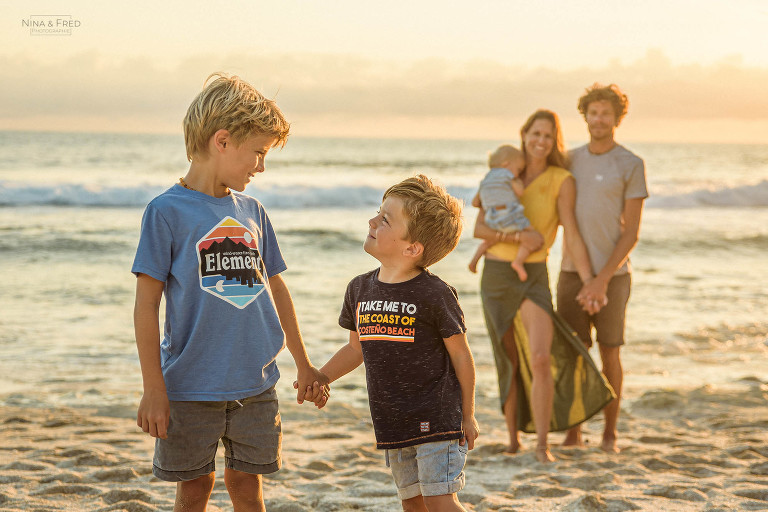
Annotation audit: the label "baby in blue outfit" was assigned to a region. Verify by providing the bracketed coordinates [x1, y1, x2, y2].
[469, 144, 536, 281]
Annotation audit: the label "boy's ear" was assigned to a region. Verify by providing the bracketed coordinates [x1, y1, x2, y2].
[403, 241, 424, 260]
[212, 129, 231, 153]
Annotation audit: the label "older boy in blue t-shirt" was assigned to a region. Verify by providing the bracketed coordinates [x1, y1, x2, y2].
[317, 175, 480, 512]
[132, 73, 328, 511]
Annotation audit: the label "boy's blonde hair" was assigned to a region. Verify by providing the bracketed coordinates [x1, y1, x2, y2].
[383, 174, 463, 269]
[183, 73, 291, 161]
[488, 144, 524, 168]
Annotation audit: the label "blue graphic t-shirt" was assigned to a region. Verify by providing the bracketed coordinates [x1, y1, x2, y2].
[132, 185, 287, 401]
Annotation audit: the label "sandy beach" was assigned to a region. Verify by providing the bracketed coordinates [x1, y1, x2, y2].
[2, 375, 767, 512]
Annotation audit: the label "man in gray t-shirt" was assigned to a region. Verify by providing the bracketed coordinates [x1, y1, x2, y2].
[557, 83, 648, 454]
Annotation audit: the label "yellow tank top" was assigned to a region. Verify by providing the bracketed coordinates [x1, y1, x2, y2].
[486, 166, 571, 263]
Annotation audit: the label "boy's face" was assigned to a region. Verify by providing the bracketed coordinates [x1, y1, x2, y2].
[220, 133, 278, 192]
[364, 196, 412, 263]
[585, 100, 618, 141]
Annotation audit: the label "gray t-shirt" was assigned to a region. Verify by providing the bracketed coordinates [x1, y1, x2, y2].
[561, 144, 648, 276]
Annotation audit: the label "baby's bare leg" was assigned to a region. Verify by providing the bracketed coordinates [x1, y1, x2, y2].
[468, 240, 495, 273]
[511, 246, 530, 281]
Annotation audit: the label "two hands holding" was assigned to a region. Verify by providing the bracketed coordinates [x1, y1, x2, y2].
[576, 276, 609, 315]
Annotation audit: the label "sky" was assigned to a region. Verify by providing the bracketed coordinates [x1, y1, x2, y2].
[2, 0, 768, 143]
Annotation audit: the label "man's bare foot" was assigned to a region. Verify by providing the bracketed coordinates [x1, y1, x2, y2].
[601, 435, 620, 453]
[562, 427, 584, 447]
[511, 261, 527, 282]
[503, 441, 522, 454]
[535, 446, 556, 463]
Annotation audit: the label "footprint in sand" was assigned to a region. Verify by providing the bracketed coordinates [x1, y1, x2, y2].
[40, 471, 83, 483]
[100, 500, 159, 512]
[643, 484, 708, 502]
[88, 467, 140, 482]
[103, 489, 153, 505]
[31, 484, 102, 496]
[751, 462, 768, 475]
[304, 460, 335, 473]
[557, 473, 621, 491]
[732, 488, 768, 501]
[3, 461, 51, 471]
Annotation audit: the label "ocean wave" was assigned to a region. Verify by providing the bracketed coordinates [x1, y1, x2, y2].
[2, 180, 766, 209]
[0, 182, 480, 209]
[647, 180, 768, 208]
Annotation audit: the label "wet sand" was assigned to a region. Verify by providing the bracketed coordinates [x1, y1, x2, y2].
[2, 378, 767, 511]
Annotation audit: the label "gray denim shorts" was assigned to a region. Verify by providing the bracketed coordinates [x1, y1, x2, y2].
[153, 386, 281, 482]
[385, 439, 467, 500]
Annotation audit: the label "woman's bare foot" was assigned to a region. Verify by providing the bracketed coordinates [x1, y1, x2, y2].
[601, 435, 620, 453]
[535, 445, 556, 463]
[511, 261, 528, 282]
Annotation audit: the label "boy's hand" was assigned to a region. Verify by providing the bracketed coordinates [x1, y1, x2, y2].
[295, 366, 331, 405]
[293, 379, 330, 409]
[459, 415, 480, 450]
[137, 388, 170, 439]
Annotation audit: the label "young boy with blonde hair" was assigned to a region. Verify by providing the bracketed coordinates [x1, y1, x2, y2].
[132, 72, 328, 512]
[317, 175, 479, 512]
[468, 144, 538, 281]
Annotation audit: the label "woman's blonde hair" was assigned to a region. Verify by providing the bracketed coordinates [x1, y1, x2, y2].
[183, 73, 290, 161]
[520, 109, 569, 169]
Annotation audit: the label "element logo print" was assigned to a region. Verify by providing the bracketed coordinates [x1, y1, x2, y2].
[196, 217, 266, 309]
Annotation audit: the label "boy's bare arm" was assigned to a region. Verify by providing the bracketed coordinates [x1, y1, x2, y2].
[294, 330, 363, 409]
[268, 274, 330, 404]
[444, 333, 480, 449]
[134, 273, 169, 439]
[320, 330, 364, 383]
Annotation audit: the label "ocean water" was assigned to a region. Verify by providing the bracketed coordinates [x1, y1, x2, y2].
[1, 131, 767, 415]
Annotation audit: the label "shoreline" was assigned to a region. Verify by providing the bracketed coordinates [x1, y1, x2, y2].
[2, 379, 767, 511]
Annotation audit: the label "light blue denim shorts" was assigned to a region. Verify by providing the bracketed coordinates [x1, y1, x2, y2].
[385, 439, 467, 499]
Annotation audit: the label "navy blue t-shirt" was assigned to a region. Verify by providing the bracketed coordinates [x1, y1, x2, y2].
[339, 269, 466, 449]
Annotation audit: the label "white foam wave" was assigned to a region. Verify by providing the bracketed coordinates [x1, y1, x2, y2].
[2, 180, 765, 209]
[646, 180, 768, 208]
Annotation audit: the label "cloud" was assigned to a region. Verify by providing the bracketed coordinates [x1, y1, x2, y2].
[1, 49, 767, 142]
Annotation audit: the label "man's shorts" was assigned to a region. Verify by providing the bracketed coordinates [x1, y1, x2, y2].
[385, 439, 467, 500]
[557, 271, 631, 348]
[153, 386, 281, 482]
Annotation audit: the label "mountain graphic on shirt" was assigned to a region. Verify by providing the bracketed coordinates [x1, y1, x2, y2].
[196, 216, 267, 309]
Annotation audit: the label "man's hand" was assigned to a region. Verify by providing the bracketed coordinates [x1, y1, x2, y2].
[137, 388, 170, 439]
[459, 415, 480, 450]
[577, 277, 609, 315]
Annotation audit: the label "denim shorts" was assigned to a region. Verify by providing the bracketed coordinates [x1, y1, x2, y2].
[385, 439, 467, 499]
[153, 386, 281, 482]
